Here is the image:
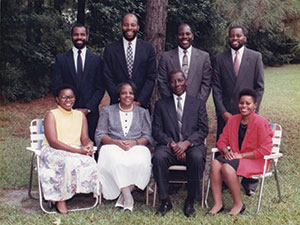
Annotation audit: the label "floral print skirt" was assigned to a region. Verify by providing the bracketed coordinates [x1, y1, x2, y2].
[39, 145, 99, 201]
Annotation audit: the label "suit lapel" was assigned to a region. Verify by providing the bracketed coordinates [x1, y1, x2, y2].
[78, 49, 91, 93]
[115, 39, 130, 78]
[223, 49, 236, 84]
[187, 47, 198, 82]
[66, 49, 78, 88]
[132, 39, 142, 79]
[171, 48, 181, 69]
[181, 96, 192, 132]
[166, 97, 180, 134]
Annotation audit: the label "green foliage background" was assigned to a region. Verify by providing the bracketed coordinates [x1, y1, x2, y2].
[1, 0, 300, 103]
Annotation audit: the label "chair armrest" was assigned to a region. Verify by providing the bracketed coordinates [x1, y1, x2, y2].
[264, 153, 283, 160]
[211, 148, 220, 153]
[26, 147, 41, 156]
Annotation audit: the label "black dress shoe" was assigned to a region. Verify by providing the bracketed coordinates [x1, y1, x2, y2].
[229, 204, 246, 216]
[206, 206, 224, 215]
[155, 199, 172, 216]
[183, 199, 195, 217]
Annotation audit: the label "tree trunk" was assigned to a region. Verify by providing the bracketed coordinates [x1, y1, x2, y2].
[77, 0, 85, 24]
[144, 0, 168, 111]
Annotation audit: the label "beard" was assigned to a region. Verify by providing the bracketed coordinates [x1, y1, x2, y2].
[122, 30, 138, 42]
[72, 39, 87, 49]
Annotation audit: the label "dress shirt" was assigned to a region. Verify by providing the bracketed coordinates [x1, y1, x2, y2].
[231, 46, 245, 64]
[173, 92, 187, 112]
[72, 46, 86, 72]
[178, 46, 192, 70]
[123, 37, 137, 62]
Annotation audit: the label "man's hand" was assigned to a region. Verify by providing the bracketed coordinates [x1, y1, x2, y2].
[170, 140, 190, 161]
[221, 112, 232, 123]
[133, 101, 141, 107]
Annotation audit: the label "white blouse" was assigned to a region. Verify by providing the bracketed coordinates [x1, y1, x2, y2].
[119, 110, 133, 137]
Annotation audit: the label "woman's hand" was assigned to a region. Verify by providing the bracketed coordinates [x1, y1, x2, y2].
[116, 140, 136, 151]
[81, 142, 95, 156]
[232, 152, 243, 159]
[223, 148, 235, 160]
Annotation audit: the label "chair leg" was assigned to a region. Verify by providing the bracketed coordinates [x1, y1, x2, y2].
[201, 172, 205, 207]
[28, 153, 38, 200]
[255, 177, 265, 215]
[205, 178, 210, 208]
[99, 183, 102, 205]
[273, 163, 282, 202]
[146, 185, 149, 206]
[152, 183, 157, 207]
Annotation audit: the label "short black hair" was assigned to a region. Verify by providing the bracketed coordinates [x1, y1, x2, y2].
[55, 84, 76, 98]
[168, 69, 186, 83]
[117, 81, 137, 98]
[71, 23, 88, 36]
[229, 25, 247, 36]
[177, 23, 193, 34]
[239, 88, 257, 103]
[122, 13, 139, 25]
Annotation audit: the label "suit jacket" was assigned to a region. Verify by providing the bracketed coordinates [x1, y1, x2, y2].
[212, 47, 264, 116]
[52, 49, 105, 114]
[94, 104, 153, 148]
[103, 39, 157, 107]
[217, 112, 273, 178]
[157, 47, 212, 102]
[152, 95, 208, 146]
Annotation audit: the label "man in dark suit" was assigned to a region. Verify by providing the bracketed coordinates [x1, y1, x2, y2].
[212, 25, 264, 195]
[103, 13, 156, 108]
[157, 24, 212, 102]
[152, 69, 208, 217]
[52, 24, 105, 143]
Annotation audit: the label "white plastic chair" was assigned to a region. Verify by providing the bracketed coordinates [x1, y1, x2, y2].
[26, 119, 99, 214]
[204, 123, 283, 214]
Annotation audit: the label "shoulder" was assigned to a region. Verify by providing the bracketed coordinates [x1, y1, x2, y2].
[86, 49, 100, 58]
[216, 49, 230, 59]
[155, 97, 171, 108]
[161, 48, 177, 57]
[244, 47, 262, 59]
[192, 47, 209, 57]
[104, 40, 122, 51]
[100, 104, 118, 113]
[55, 49, 72, 60]
[251, 113, 269, 124]
[186, 95, 205, 105]
[137, 39, 154, 48]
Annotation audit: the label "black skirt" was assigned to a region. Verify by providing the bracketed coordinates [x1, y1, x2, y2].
[216, 156, 239, 171]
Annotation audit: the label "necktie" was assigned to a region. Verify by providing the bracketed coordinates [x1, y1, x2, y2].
[127, 42, 133, 78]
[176, 96, 183, 141]
[234, 50, 240, 76]
[182, 50, 189, 78]
[77, 49, 83, 86]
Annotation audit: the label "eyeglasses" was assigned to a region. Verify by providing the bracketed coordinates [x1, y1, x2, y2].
[59, 96, 75, 101]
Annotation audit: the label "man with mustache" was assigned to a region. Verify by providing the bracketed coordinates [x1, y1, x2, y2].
[52, 24, 105, 144]
[103, 13, 156, 108]
[157, 23, 212, 102]
[212, 25, 264, 196]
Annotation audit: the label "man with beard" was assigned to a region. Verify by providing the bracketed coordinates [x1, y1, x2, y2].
[52, 24, 105, 144]
[212, 25, 264, 196]
[157, 24, 212, 102]
[103, 13, 156, 108]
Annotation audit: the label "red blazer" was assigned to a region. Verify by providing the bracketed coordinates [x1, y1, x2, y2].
[217, 112, 273, 178]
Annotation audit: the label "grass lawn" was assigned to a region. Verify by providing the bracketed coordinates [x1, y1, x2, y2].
[0, 64, 299, 224]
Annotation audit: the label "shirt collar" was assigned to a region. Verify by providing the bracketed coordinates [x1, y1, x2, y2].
[231, 45, 244, 56]
[178, 46, 192, 55]
[173, 91, 186, 102]
[72, 46, 87, 55]
[123, 37, 137, 48]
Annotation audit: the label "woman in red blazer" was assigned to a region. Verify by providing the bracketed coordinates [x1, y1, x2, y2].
[207, 88, 273, 216]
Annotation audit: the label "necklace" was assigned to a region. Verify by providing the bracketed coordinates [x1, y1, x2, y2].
[119, 103, 133, 112]
[240, 123, 248, 129]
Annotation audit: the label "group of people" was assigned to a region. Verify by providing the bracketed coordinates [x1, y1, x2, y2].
[38, 12, 274, 217]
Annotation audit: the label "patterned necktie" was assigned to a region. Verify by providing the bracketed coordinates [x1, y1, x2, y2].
[77, 49, 83, 85]
[182, 50, 189, 78]
[127, 42, 133, 78]
[176, 96, 183, 141]
[234, 50, 240, 76]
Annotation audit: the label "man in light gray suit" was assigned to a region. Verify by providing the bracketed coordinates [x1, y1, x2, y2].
[212, 25, 264, 196]
[157, 24, 212, 102]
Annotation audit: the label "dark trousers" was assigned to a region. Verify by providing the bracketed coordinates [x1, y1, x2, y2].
[152, 144, 206, 201]
[87, 112, 99, 161]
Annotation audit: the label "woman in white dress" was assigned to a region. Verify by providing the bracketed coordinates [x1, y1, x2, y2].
[39, 84, 99, 214]
[95, 81, 153, 212]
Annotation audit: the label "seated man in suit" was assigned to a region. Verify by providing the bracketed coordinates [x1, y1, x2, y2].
[152, 69, 208, 217]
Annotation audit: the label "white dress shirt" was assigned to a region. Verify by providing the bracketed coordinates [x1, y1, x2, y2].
[173, 92, 187, 112]
[178, 46, 192, 69]
[231, 45, 245, 65]
[72, 46, 87, 72]
[123, 37, 137, 62]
